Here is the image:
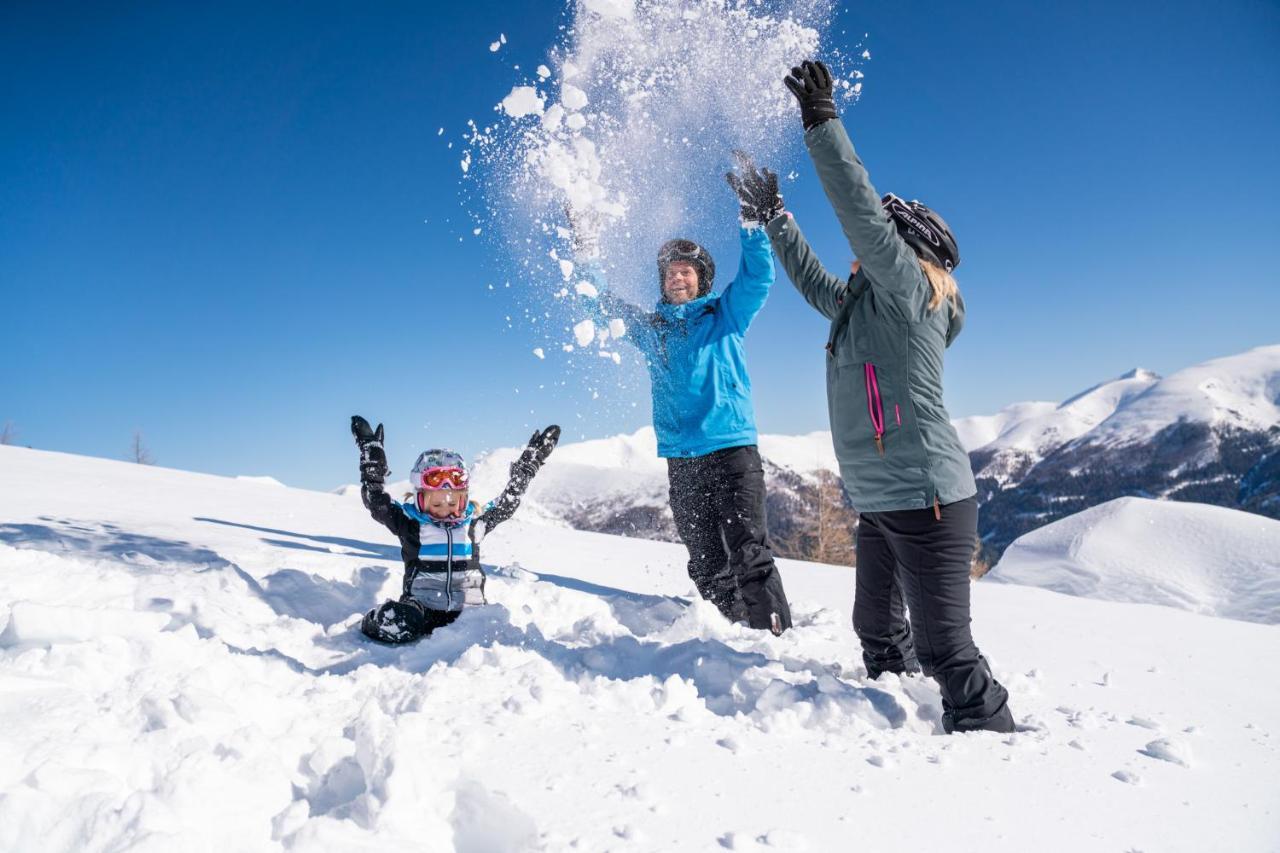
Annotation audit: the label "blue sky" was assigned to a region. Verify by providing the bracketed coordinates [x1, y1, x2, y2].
[2, 0, 1278, 490]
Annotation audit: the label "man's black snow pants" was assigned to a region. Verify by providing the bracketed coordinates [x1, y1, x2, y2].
[854, 497, 1014, 733]
[667, 445, 793, 633]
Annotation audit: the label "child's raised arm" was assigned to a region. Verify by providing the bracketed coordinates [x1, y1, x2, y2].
[473, 425, 561, 541]
[351, 415, 411, 537]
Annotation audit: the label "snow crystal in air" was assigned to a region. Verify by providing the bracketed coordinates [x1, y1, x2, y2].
[467, 0, 863, 382]
[575, 281, 599, 299]
[533, 347, 545, 359]
[583, 0, 635, 20]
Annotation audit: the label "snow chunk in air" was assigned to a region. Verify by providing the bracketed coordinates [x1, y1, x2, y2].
[499, 86, 545, 118]
[572, 319, 596, 347]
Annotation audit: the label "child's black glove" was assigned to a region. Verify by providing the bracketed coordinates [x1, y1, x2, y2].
[511, 425, 560, 480]
[351, 415, 389, 484]
[784, 60, 838, 130]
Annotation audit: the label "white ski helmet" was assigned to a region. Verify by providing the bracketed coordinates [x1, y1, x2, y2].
[409, 448, 469, 492]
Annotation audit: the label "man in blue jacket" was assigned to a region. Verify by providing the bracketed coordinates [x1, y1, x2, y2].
[574, 157, 793, 635]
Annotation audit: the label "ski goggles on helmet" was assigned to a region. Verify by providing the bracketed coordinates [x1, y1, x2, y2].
[658, 239, 709, 269]
[417, 466, 469, 491]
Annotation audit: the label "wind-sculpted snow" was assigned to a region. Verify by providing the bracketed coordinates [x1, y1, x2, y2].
[2, 445, 1280, 850]
[991, 497, 1280, 625]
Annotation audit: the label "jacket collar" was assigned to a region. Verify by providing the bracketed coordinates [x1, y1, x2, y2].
[654, 292, 714, 320]
[399, 499, 475, 528]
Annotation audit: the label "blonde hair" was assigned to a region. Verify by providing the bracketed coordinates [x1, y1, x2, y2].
[920, 258, 960, 312]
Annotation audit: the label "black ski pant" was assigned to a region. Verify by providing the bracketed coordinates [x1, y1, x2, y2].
[667, 445, 793, 633]
[854, 497, 1014, 733]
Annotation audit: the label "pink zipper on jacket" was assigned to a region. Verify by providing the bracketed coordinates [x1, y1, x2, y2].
[865, 363, 886, 456]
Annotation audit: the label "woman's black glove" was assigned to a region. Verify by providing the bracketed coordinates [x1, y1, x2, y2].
[725, 150, 783, 225]
[351, 415, 389, 484]
[511, 425, 560, 480]
[784, 60, 838, 130]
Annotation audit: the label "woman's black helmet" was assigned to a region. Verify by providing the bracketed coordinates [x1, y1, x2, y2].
[881, 193, 960, 272]
[657, 238, 715, 298]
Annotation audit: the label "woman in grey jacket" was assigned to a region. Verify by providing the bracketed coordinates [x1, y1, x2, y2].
[762, 60, 1014, 733]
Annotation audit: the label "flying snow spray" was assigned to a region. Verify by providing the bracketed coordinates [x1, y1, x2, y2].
[464, 0, 865, 419]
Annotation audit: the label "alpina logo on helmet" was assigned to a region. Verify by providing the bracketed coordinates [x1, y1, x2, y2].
[888, 199, 941, 247]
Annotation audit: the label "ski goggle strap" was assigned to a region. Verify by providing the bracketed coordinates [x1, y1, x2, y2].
[418, 466, 469, 490]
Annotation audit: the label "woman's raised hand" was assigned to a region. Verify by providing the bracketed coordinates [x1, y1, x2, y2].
[784, 60, 838, 130]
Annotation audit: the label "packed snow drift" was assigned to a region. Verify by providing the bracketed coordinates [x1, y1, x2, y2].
[991, 497, 1280, 625]
[2, 444, 1279, 851]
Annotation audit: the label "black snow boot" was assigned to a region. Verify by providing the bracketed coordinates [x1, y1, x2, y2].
[361, 599, 457, 644]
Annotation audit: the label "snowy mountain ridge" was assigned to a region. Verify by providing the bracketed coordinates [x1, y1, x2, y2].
[414, 345, 1280, 560]
[975, 345, 1280, 555]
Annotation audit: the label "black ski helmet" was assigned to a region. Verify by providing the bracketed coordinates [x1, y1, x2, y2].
[657, 238, 715, 299]
[881, 193, 960, 272]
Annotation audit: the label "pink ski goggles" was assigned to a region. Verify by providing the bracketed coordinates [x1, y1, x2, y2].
[417, 466, 469, 491]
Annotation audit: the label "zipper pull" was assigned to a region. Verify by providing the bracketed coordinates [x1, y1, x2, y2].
[874, 435, 884, 456]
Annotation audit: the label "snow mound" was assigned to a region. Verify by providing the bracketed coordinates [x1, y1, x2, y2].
[235, 475, 286, 487]
[992, 497, 1280, 624]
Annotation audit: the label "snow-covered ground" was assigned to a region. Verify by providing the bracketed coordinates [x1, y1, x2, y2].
[992, 497, 1280, 625]
[2, 445, 1279, 851]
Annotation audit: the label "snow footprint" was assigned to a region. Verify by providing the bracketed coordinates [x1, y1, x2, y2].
[1138, 737, 1193, 768]
[1111, 769, 1142, 785]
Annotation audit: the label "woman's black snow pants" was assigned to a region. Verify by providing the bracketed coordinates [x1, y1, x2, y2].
[853, 496, 1014, 733]
[667, 445, 793, 633]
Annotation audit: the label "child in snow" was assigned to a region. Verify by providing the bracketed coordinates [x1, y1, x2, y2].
[350, 415, 560, 643]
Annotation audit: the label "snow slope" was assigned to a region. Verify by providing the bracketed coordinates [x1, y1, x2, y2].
[2, 445, 1279, 851]
[1082, 345, 1280, 450]
[991, 497, 1280, 625]
[956, 369, 1162, 484]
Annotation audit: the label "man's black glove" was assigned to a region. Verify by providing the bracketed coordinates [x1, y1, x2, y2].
[564, 205, 601, 260]
[784, 60, 838, 131]
[725, 150, 783, 225]
[511, 425, 560, 480]
[351, 415, 389, 484]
